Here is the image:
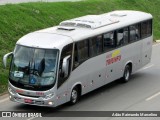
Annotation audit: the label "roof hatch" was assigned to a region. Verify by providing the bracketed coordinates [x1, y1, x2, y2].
[57, 26, 75, 31]
[110, 11, 127, 17]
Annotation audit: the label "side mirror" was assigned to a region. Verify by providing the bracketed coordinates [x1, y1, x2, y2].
[62, 55, 71, 78]
[3, 52, 13, 68]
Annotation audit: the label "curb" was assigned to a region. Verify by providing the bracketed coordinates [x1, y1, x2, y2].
[156, 40, 160, 43]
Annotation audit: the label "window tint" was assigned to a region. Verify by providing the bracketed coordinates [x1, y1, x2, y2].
[103, 31, 116, 51]
[89, 35, 103, 57]
[77, 40, 89, 62]
[58, 43, 73, 88]
[72, 20, 153, 71]
[141, 20, 152, 38]
[73, 40, 89, 69]
[117, 27, 129, 46]
[129, 24, 140, 42]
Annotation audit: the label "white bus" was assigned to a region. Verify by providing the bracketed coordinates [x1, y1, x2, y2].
[3, 10, 153, 107]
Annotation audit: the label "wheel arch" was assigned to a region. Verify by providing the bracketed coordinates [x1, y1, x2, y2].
[70, 82, 82, 96]
[68, 82, 82, 104]
[124, 61, 133, 73]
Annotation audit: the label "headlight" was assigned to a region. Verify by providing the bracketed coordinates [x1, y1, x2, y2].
[8, 87, 16, 95]
[42, 93, 54, 100]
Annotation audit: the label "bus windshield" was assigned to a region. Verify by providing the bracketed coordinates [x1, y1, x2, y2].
[9, 45, 59, 90]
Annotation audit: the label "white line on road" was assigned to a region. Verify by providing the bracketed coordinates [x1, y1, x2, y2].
[141, 64, 154, 70]
[0, 97, 9, 104]
[146, 92, 160, 101]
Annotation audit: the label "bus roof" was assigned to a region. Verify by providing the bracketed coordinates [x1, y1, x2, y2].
[17, 10, 152, 49]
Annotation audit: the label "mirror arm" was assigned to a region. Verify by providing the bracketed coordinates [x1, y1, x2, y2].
[3, 52, 13, 68]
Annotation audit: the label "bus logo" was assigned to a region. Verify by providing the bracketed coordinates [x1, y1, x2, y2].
[106, 50, 121, 65]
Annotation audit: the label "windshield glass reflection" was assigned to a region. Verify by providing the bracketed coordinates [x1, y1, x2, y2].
[9, 45, 59, 89]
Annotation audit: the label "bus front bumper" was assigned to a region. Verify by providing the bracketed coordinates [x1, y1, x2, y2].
[8, 83, 57, 107]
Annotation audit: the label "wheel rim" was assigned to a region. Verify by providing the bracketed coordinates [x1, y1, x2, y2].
[125, 67, 130, 81]
[71, 89, 78, 103]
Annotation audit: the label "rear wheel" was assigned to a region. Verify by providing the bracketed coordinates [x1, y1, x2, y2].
[69, 87, 79, 105]
[121, 65, 131, 83]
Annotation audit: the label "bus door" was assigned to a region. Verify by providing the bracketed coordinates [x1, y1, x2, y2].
[56, 44, 73, 106]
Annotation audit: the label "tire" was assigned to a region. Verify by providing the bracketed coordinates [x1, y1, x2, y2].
[69, 87, 79, 105]
[121, 65, 131, 83]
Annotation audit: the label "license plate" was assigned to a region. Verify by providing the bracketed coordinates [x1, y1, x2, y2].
[24, 99, 33, 104]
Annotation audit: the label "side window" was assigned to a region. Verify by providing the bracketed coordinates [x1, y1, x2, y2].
[117, 27, 129, 46]
[141, 20, 152, 38]
[103, 31, 116, 51]
[58, 43, 73, 88]
[89, 35, 103, 57]
[129, 24, 141, 42]
[73, 40, 89, 69]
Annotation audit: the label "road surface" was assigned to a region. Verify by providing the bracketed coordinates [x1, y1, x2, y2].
[0, 43, 160, 120]
[0, 0, 82, 5]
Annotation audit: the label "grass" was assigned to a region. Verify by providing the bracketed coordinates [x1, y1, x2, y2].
[0, 0, 160, 95]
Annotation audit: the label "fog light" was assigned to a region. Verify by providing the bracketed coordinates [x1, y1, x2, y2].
[48, 101, 54, 105]
[9, 95, 12, 99]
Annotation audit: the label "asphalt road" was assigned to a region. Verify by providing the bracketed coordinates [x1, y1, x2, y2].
[0, 0, 82, 5]
[0, 43, 160, 120]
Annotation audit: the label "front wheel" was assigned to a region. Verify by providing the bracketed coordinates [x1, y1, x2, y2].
[121, 65, 131, 83]
[69, 87, 79, 105]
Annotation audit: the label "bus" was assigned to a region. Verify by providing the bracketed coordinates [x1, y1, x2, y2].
[3, 10, 153, 107]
